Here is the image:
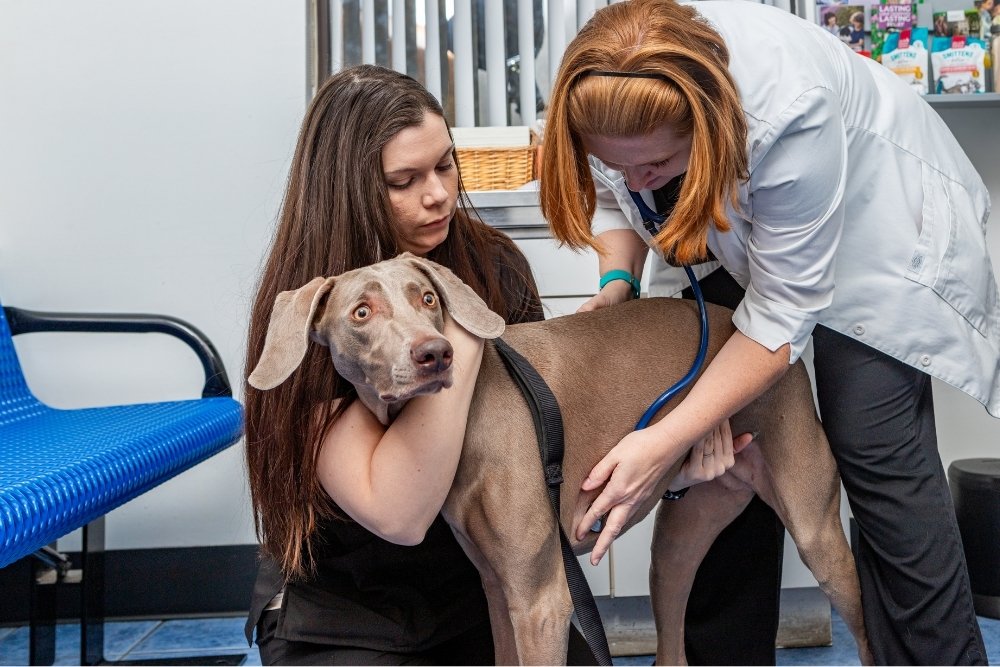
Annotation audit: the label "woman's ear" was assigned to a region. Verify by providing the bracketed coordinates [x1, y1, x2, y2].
[403, 254, 506, 339]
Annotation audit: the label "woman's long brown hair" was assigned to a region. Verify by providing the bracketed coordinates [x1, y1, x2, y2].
[540, 0, 748, 265]
[244, 64, 539, 580]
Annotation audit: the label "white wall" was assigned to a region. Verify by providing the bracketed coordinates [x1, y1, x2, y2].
[0, 1, 306, 549]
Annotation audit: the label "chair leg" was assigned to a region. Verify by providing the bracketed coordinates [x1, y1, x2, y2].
[29, 546, 61, 666]
[81, 517, 106, 666]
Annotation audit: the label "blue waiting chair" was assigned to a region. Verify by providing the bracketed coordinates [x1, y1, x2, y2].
[0, 302, 244, 665]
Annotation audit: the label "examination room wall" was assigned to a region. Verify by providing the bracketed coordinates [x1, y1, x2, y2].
[0, 1, 306, 551]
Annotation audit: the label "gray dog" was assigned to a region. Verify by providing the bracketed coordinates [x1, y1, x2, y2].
[249, 253, 872, 666]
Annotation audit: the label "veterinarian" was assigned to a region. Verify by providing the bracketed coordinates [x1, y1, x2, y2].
[539, 0, 1000, 665]
[241, 64, 743, 665]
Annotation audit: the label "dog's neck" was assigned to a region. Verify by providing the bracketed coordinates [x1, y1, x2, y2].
[355, 386, 403, 426]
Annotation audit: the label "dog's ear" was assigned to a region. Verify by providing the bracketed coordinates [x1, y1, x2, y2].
[404, 255, 505, 339]
[248, 276, 337, 390]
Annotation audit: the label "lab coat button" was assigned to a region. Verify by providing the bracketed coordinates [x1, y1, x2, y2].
[920, 354, 931, 366]
[853, 325, 865, 336]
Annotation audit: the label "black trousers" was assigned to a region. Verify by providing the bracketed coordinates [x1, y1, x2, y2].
[683, 268, 987, 665]
[812, 325, 986, 665]
[256, 609, 598, 666]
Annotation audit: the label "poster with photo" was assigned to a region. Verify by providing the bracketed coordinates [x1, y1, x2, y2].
[817, 4, 867, 51]
[870, 0, 916, 59]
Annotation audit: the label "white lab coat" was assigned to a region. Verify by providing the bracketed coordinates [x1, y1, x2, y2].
[590, 0, 1000, 416]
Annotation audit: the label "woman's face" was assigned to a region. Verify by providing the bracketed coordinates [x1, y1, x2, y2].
[583, 124, 692, 192]
[382, 111, 458, 256]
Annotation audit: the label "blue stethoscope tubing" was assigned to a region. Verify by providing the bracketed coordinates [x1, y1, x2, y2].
[627, 189, 710, 430]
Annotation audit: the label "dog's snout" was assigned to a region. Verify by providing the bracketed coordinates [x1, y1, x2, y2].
[411, 337, 453, 373]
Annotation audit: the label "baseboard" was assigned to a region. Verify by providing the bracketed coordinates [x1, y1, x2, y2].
[1, 545, 831, 655]
[0, 544, 259, 624]
[598, 587, 832, 657]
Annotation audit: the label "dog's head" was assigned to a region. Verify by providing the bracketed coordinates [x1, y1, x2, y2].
[247, 253, 505, 424]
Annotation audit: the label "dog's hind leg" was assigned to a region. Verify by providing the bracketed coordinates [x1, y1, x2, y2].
[648, 478, 754, 666]
[744, 435, 873, 665]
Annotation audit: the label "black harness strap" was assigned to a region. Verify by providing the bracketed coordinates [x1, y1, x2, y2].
[492, 337, 613, 666]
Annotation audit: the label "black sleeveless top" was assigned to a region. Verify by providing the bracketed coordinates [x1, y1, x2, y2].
[245, 237, 543, 651]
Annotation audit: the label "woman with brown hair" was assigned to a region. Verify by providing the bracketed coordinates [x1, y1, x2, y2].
[541, 0, 999, 664]
[241, 64, 547, 665]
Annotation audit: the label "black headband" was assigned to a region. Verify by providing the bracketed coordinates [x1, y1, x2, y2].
[577, 69, 673, 84]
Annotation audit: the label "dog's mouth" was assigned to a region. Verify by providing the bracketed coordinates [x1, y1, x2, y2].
[379, 375, 454, 403]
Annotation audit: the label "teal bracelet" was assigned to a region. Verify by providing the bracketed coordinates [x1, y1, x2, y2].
[599, 270, 641, 299]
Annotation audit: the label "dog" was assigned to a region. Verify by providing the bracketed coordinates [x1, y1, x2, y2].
[249, 253, 873, 666]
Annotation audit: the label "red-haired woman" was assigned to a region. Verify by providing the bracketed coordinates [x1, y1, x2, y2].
[541, 1, 998, 664]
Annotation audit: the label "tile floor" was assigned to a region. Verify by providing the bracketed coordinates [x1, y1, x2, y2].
[2, 611, 999, 665]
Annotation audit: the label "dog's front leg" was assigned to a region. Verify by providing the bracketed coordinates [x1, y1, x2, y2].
[649, 478, 754, 665]
[452, 507, 575, 665]
[448, 530, 520, 664]
[504, 533, 574, 666]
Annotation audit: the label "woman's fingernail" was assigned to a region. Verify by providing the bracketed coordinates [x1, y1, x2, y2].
[750, 430, 760, 440]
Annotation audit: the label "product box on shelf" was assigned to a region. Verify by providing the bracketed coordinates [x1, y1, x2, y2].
[883, 28, 933, 93]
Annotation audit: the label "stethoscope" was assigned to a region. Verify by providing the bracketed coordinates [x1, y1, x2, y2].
[627, 188, 710, 430]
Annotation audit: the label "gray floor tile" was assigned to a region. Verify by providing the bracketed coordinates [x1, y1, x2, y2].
[0, 626, 29, 667]
[612, 655, 654, 666]
[777, 609, 861, 666]
[0, 624, 80, 666]
[242, 647, 263, 666]
[103, 620, 163, 661]
[3, 611, 998, 666]
[123, 617, 249, 660]
[979, 614, 1000, 664]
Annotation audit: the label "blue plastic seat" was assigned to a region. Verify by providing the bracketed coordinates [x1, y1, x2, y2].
[0, 301, 244, 665]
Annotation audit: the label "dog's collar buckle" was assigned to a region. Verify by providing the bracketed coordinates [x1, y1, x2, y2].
[544, 463, 564, 487]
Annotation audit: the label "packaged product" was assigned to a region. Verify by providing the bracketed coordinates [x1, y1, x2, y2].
[993, 24, 1000, 92]
[930, 34, 989, 93]
[883, 28, 932, 93]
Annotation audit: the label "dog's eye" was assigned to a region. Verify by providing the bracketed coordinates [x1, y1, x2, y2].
[353, 305, 371, 320]
[422, 292, 437, 307]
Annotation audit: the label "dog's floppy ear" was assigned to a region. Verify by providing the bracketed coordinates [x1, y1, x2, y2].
[403, 253, 505, 339]
[248, 276, 337, 390]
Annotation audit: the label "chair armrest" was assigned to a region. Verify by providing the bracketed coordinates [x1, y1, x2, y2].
[3, 306, 233, 398]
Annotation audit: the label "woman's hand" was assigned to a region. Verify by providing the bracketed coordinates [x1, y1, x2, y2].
[572, 426, 686, 563]
[572, 419, 753, 566]
[666, 420, 754, 493]
[577, 280, 634, 313]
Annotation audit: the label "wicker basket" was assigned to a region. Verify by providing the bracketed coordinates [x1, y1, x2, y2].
[457, 142, 537, 191]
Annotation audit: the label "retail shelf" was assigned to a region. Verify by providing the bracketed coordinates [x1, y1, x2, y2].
[925, 93, 1000, 109]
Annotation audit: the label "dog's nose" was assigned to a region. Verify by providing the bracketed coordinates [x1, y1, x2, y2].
[411, 337, 453, 373]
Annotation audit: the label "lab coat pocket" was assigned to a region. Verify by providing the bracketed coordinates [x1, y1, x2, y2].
[905, 165, 997, 338]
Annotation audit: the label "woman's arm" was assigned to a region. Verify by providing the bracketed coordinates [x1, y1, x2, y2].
[577, 228, 649, 312]
[315, 313, 484, 545]
[574, 330, 789, 564]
